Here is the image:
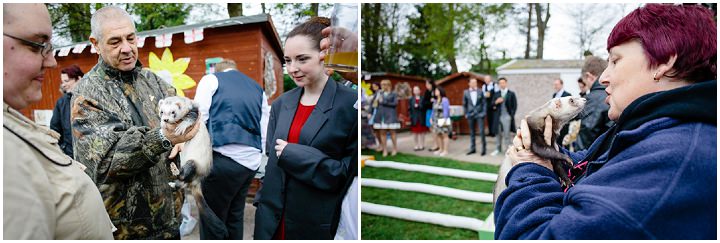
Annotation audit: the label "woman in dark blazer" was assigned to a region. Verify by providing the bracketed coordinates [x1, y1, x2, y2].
[254, 17, 357, 240]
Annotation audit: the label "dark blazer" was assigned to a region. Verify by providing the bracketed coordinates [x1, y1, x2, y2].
[50, 92, 74, 157]
[462, 88, 486, 119]
[552, 90, 572, 99]
[408, 95, 426, 126]
[490, 89, 517, 134]
[254, 77, 358, 240]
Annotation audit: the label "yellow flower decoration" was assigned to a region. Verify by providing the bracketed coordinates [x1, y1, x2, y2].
[361, 80, 373, 96]
[148, 48, 195, 97]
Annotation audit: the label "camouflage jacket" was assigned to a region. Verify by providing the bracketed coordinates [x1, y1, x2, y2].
[71, 57, 182, 239]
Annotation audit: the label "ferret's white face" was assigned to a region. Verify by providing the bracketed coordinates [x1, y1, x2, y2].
[548, 97, 586, 122]
[159, 97, 192, 124]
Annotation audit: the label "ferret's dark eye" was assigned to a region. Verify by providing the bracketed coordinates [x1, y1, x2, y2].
[171, 111, 175, 115]
[570, 99, 574, 103]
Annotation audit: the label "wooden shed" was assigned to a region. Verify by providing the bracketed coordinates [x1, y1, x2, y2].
[435, 71, 486, 134]
[22, 13, 284, 124]
[362, 72, 428, 128]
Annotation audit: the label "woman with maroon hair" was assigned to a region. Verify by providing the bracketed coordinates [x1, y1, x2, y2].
[50, 64, 84, 158]
[496, 4, 716, 239]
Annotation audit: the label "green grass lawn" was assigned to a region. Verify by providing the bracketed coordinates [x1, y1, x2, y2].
[362, 214, 479, 240]
[361, 150, 499, 240]
[363, 149, 499, 172]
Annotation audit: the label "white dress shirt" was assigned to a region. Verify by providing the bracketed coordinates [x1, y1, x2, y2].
[194, 68, 271, 171]
[469, 89, 478, 106]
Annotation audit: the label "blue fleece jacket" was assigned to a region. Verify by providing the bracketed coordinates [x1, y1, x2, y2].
[494, 80, 717, 239]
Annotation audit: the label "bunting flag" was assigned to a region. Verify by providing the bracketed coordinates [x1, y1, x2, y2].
[155, 33, 173, 48]
[137, 36, 147, 48]
[184, 28, 204, 44]
[57, 46, 72, 57]
[71, 43, 86, 54]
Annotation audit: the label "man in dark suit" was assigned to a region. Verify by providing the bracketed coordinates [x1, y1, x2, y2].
[490, 77, 517, 156]
[463, 78, 487, 155]
[482, 75, 499, 137]
[552, 78, 572, 146]
[552, 78, 572, 99]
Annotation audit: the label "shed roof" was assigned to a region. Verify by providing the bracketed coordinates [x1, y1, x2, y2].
[54, 14, 284, 63]
[362, 72, 427, 82]
[496, 59, 583, 71]
[436, 71, 487, 85]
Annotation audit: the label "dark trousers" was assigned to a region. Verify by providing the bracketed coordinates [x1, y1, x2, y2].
[468, 116, 486, 153]
[200, 151, 257, 240]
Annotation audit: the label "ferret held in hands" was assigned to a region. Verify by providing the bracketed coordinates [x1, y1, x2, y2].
[493, 97, 585, 205]
[524, 96, 586, 187]
[159, 96, 213, 210]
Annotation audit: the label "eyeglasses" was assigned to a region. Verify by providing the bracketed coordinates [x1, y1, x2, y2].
[3, 33, 54, 58]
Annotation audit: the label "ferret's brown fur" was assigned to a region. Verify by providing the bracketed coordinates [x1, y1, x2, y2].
[525, 97, 586, 187]
[493, 97, 585, 206]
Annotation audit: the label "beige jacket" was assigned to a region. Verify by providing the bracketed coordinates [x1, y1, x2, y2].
[3, 103, 114, 240]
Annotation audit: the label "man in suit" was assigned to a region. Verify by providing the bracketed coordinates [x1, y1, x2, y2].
[552, 78, 572, 98]
[463, 78, 487, 155]
[490, 77, 517, 156]
[482, 75, 499, 137]
[552, 78, 572, 146]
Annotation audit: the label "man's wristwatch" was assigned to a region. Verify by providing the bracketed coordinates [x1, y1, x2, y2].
[159, 130, 173, 150]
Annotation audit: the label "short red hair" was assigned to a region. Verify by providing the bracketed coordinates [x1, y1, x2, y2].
[607, 4, 716, 82]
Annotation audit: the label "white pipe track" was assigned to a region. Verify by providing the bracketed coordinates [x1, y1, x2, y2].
[365, 160, 498, 182]
[362, 178, 493, 203]
[361, 202, 485, 232]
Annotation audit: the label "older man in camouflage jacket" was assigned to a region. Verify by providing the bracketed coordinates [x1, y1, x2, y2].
[71, 6, 199, 239]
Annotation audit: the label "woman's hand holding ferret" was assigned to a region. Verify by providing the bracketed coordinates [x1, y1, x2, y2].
[163, 118, 202, 145]
[506, 116, 553, 171]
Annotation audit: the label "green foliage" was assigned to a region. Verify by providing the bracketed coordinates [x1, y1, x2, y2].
[130, 3, 192, 32]
[283, 73, 297, 92]
[47, 3, 104, 43]
[362, 3, 512, 80]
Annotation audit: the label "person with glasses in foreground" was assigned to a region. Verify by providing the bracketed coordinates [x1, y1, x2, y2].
[3, 3, 114, 239]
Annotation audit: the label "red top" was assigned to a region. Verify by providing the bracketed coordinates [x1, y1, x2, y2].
[272, 102, 315, 240]
[287, 103, 315, 143]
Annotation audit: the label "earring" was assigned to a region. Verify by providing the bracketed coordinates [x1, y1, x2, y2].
[653, 72, 660, 81]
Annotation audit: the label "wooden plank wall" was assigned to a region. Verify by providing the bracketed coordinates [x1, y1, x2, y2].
[21, 23, 284, 122]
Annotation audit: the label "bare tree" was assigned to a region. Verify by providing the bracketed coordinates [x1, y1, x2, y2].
[524, 3, 533, 59]
[567, 4, 612, 59]
[534, 3, 550, 59]
[310, 3, 318, 17]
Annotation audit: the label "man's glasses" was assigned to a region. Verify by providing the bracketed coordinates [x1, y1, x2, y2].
[3, 33, 54, 58]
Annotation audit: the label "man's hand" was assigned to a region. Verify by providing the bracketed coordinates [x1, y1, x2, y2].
[495, 97, 504, 105]
[168, 143, 184, 159]
[163, 118, 201, 145]
[319, 26, 358, 62]
[275, 139, 288, 158]
[505, 117, 553, 170]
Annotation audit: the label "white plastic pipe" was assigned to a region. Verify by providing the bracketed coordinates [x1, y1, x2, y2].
[365, 160, 498, 182]
[361, 202, 485, 232]
[362, 178, 493, 203]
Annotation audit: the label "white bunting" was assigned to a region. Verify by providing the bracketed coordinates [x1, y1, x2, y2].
[58, 46, 72, 57]
[155, 33, 173, 48]
[71, 43, 86, 54]
[137, 36, 146, 48]
[184, 28, 204, 44]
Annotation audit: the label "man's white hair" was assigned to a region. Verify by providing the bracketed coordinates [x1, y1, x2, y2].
[90, 6, 135, 41]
